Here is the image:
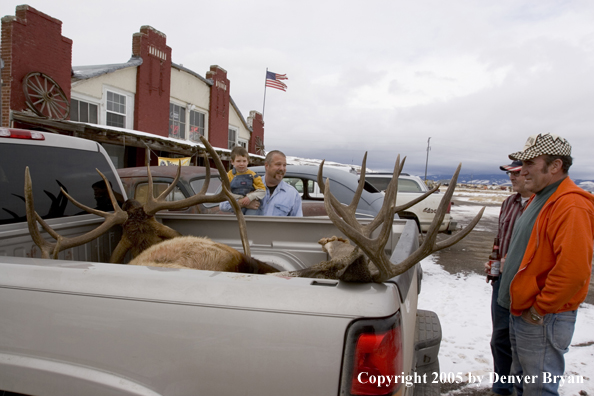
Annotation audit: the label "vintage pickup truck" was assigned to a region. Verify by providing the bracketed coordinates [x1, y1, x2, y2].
[0, 129, 447, 396]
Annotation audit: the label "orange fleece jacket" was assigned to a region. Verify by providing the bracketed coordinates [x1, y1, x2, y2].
[510, 177, 594, 317]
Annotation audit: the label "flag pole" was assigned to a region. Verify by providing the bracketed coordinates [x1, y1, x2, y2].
[262, 68, 268, 119]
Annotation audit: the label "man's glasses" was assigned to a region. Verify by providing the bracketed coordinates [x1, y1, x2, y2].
[506, 171, 520, 176]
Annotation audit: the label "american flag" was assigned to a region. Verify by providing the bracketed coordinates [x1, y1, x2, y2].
[265, 71, 288, 91]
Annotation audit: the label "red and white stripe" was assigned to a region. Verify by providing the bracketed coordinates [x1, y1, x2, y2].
[266, 79, 288, 91]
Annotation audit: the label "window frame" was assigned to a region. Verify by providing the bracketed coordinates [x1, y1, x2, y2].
[169, 102, 187, 140]
[238, 138, 248, 149]
[189, 109, 206, 142]
[228, 126, 238, 149]
[101, 86, 134, 129]
[70, 96, 99, 124]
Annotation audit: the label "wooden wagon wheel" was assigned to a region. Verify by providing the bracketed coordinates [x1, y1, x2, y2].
[255, 136, 265, 155]
[22, 72, 70, 120]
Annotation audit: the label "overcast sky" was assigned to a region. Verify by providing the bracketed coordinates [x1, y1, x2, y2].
[6, 1, 594, 178]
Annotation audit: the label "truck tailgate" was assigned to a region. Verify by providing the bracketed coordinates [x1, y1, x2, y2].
[0, 258, 400, 396]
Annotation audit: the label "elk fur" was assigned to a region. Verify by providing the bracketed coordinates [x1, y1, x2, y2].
[128, 236, 279, 274]
[116, 199, 182, 258]
[274, 236, 377, 282]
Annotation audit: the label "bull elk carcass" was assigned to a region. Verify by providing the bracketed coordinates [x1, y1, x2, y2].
[24, 136, 277, 275]
[275, 154, 485, 282]
[25, 141, 483, 282]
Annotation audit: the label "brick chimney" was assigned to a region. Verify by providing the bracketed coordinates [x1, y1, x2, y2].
[1, 5, 72, 127]
[205, 65, 230, 148]
[248, 110, 265, 155]
[132, 25, 171, 137]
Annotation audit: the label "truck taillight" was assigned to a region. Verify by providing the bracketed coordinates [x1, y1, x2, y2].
[0, 128, 45, 140]
[341, 312, 403, 396]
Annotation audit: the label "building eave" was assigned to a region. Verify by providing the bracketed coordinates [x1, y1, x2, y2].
[71, 56, 144, 83]
[10, 110, 265, 164]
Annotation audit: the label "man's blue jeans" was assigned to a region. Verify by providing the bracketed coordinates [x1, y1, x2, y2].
[490, 279, 513, 395]
[509, 310, 577, 396]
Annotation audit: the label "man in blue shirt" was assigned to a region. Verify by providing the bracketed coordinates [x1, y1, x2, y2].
[219, 150, 303, 217]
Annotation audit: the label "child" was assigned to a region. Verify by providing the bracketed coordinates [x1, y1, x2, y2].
[227, 147, 266, 212]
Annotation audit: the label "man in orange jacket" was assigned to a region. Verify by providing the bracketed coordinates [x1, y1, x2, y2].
[498, 133, 594, 396]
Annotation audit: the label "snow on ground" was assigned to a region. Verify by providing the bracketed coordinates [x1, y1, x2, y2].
[418, 204, 594, 395]
[579, 181, 594, 192]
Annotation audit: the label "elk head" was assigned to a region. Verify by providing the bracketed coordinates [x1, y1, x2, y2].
[25, 136, 252, 262]
[277, 153, 485, 283]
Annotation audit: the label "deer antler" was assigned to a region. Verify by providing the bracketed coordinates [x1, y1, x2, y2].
[25, 167, 128, 259]
[321, 156, 484, 282]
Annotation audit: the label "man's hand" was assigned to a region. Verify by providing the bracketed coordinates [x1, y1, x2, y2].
[521, 307, 544, 325]
[238, 196, 251, 207]
[243, 200, 260, 210]
[484, 261, 496, 284]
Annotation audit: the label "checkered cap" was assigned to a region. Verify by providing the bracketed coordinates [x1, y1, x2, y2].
[509, 133, 571, 161]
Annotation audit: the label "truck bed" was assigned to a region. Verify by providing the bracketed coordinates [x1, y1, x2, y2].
[0, 215, 426, 396]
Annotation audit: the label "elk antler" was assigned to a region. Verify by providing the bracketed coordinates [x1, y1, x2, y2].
[143, 143, 231, 215]
[25, 136, 252, 260]
[25, 167, 128, 259]
[139, 136, 250, 255]
[316, 152, 395, 236]
[321, 156, 484, 282]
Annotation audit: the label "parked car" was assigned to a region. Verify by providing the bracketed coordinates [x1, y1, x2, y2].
[249, 165, 385, 218]
[366, 173, 456, 233]
[117, 166, 224, 214]
[119, 165, 455, 233]
[119, 165, 386, 218]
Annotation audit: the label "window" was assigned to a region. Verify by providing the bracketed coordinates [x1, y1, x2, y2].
[169, 103, 186, 140]
[366, 176, 391, 192]
[134, 182, 185, 204]
[228, 127, 238, 149]
[238, 139, 248, 149]
[0, 144, 123, 225]
[398, 179, 424, 193]
[190, 177, 222, 196]
[189, 110, 205, 142]
[283, 178, 304, 195]
[106, 91, 126, 128]
[306, 180, 324, 198]
[71, 99, 98, 124]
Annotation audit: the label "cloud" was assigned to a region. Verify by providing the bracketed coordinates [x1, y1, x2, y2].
[6, 0, 594, 179]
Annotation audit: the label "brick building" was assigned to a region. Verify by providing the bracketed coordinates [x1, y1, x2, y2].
[1, 5, 265, 167]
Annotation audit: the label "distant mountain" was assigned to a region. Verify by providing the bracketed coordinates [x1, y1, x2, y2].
[425, 173, 510, 185]
[285, 156, 594, 192]
[426, 173, 594, 192]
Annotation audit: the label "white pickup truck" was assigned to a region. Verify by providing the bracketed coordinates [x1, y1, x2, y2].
[366, 173, 457, 234]
[0, 129, 444, 396]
